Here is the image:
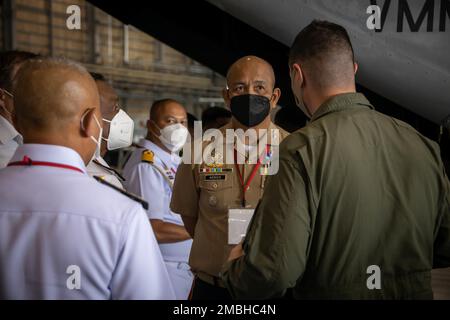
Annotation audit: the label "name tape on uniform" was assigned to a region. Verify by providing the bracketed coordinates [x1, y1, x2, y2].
[204, 174, 226, 181]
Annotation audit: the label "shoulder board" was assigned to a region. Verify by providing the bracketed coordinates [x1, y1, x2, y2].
[141, 149, 154, 164]
[92, 159, 125, 181]
[93, 175, 148, 210]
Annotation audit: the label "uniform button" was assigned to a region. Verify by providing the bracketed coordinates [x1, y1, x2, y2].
[212, 183, 218, 189]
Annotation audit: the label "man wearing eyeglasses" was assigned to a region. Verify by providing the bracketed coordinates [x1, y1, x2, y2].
[0, 51, 39, 168]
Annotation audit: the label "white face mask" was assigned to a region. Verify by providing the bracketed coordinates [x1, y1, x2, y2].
[102, 109, 134, 150]
[90, 114, 103, 161]
[156, 123, 189, 152]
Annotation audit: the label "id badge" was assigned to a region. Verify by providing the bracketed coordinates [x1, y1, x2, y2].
[228, 208, 255, 245]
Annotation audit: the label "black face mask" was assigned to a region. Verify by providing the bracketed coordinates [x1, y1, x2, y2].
[230, 94, 271, 127]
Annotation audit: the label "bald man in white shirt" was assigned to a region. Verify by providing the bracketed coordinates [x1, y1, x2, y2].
[0, 57, 175, 300]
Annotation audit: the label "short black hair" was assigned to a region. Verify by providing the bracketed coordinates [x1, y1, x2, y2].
[289, 20, 355, 89]
[90, 72, 106, 82]
[0, 50, 40, 91]
[150, 98, 181, 121]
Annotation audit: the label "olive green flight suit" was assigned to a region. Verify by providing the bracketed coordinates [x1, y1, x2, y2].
[222, 93, 450, 299]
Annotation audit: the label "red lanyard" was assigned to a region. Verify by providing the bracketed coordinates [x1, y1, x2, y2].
[8, 156, 84, 174]
[234, 145, 270, 208]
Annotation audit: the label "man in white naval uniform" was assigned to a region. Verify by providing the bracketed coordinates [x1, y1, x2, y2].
[123, 99, 193, 300]
[0, 57, 175, 300]
[86, 73, 133, 189]
[0, 51, 38, 168]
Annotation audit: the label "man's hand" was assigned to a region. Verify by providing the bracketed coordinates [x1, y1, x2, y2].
[228, 243, 245, 262]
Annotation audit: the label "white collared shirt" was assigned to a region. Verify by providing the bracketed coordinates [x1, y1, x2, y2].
[123, 139, 192, 263]
[86, 156, 124, 189]
[0, 115, 22, 169]
[0, 144, 175, 300]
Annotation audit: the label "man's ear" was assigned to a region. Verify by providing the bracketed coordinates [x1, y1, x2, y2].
[270, 88, 281, 109]
[222, 88, 231, 109]
[80, 108, 100, 138]
[354, 62, 359, 75]
[293, 63, 304, 87]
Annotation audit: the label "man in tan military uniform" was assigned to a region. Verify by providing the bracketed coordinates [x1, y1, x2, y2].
[170, 56, 289, 299]
[222, 20, 450, 300]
